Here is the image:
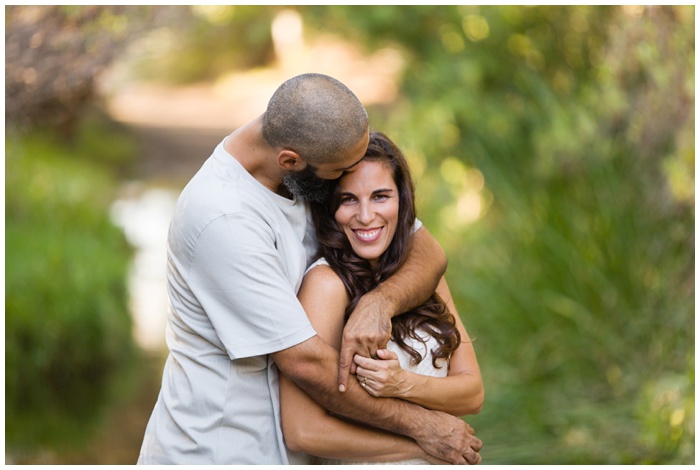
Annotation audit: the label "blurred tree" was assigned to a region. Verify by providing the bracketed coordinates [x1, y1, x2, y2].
[5, 5, 171, 133]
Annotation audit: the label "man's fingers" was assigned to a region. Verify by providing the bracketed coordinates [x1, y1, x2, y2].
[353, 354, 381, 372]
[337, 346, 354, 392]
[465, 450, 481, 465]
[472, 437, 483, 452]
[339, 345, 377, 391]
[465, 436, 482, 464]
[465, 423, 475, 435]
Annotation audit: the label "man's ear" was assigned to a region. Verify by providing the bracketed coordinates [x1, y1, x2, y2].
[278, 149, 306, 171]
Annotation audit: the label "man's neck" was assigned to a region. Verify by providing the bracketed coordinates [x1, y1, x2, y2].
[224, 115, 286, 195]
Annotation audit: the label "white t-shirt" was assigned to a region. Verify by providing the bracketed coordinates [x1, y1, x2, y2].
[138, 139, 317, 464]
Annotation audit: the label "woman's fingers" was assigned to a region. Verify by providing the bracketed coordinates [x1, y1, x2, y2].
[376, 348, 399, 361]
[353, 353, 380, 372]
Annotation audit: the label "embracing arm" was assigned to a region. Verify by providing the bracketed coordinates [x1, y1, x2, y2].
[338, 225, 447, 391]
[280, 266, 425, 462]
[275, 334, 481, 464]
[354, 277, 484, 416]
[280, 372, 428, 462]
[275, 266, 481, 465]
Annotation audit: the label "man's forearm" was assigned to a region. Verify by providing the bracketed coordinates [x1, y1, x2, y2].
[372, 226, 446, 317]
[323, 371, 427, 437]
[277, 336, 427, 440]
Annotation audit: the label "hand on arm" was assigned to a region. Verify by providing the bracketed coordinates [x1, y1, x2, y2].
[280, 265, 425, 462]
[275, 265, 481, 464]
[280, 368, 431, 462]
[338, 226, 447, 391]
[277, 340, 480, 464]
[353, 276, 484, 416]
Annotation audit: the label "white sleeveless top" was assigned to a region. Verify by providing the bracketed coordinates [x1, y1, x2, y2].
[305, 258, 448, 465]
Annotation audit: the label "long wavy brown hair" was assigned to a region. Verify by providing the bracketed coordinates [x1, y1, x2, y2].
[310, 131, 460, 367]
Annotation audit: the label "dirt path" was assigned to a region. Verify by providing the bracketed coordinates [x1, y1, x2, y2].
[106, 78, 272, 187]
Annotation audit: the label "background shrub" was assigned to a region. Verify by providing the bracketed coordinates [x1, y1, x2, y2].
[6, 127, 136, 453]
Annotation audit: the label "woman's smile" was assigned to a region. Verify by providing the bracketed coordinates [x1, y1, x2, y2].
[352, 227, 384, 242]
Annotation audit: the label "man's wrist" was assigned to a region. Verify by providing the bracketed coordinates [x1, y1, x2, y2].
[366, 285, 400, 319]
[399, 402, 432, 441]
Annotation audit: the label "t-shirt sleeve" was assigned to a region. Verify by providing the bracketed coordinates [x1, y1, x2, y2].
[189, 213, 316, 360]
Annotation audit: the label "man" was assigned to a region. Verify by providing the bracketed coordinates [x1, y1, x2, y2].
[138, 73, 482, 464]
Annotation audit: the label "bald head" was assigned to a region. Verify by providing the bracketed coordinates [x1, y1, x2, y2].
[262, 73, 369, 166]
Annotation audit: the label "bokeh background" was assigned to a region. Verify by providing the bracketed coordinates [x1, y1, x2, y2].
[5, 5, 695, 464]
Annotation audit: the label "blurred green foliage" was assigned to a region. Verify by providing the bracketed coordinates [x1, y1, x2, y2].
[6, 121, 137, 454]
[126, 5, 278, 84]
[301, 5, 694, 464]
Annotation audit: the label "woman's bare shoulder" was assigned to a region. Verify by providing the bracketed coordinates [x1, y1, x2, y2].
[299, 263, 350, 331]
[302, 262, 346, 295]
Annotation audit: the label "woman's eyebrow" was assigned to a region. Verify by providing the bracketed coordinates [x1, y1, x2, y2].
[339, 188, 394, 196]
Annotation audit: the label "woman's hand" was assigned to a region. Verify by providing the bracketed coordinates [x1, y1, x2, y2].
[354, 349, 415, 398]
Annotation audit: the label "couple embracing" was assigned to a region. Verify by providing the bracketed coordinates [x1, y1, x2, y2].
[138, 73, 484, 465]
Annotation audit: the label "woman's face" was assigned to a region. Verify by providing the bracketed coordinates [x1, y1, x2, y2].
[334, 159, 399, 268]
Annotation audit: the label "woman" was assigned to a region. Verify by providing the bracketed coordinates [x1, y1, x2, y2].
[280, 132, 484, 464]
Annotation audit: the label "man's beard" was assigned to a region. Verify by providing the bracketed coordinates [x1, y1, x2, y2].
[282, 164, 332, 203]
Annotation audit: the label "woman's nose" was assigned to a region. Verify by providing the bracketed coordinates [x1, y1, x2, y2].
[356, 202, 374, 225]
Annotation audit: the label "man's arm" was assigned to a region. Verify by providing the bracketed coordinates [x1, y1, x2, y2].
[337, 225, 447, 391]
[273, 335, 481, 465]
[280, 265, 447, 463]
[280, 371, 433, 463]
[352, 276, 484, 416]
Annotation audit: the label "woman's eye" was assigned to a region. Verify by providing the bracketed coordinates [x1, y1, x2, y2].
[340, 196, 357, 205]
[372, 194, 389, 202]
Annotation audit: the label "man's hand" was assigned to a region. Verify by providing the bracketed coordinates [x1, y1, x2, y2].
[338, 292, 393, 392]
[415, 412, 482, 465]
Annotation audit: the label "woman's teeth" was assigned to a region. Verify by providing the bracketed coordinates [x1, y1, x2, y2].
[354, 228, 381, 241]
